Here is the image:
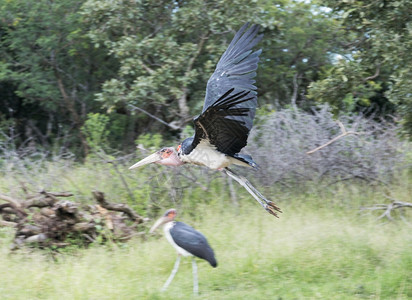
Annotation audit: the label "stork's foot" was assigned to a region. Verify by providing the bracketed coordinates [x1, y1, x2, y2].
[224, 168, 282, 218]
[263, 201, 282, 218]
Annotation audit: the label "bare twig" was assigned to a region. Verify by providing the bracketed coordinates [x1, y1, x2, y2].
[140, 62, 155, 75]
[361, 201, 412, 221]
[42, 191, 73, 198]
[129, 104, 181, 130]
[95, 151, 137, 203]
[307, 120, 361, 154]
[363, 64, 381, 82]
[179, 167, 208, 191]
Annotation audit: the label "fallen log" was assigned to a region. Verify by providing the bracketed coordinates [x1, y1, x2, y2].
[0, 193, 22, 208]
[24, 233, 48, 244]
[25, 196, 57, 209]
[20, 224, 42, 236]
[73, 222, 96, 232]
[0, 220, 17, 227]
[0, 194, 27, 218]
[0, 190, 146, 250]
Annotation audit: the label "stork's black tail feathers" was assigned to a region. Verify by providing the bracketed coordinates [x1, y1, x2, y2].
[233, 153, 260, 169]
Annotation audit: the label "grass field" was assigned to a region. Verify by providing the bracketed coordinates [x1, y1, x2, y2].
[0, 198, 411, 300]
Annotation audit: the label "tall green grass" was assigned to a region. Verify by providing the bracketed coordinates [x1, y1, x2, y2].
[0, 201, 410, 299]
[0, 159, 411, 299]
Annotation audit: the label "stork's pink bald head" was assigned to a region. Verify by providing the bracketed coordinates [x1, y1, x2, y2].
[129, 147, 184, 169]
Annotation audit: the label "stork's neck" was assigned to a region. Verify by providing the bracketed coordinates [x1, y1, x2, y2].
[163, 221, 176, 233]
[179, 137, 195, 155]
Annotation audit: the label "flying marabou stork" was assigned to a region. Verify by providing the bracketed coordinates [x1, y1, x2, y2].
[149, 208, 217, 295]
[130, 23, 281, 217]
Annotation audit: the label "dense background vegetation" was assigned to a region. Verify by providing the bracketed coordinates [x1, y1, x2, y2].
[0, 1, 411, 299]
[0, 0, 411, 156]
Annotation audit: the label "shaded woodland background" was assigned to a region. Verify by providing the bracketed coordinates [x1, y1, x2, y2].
[0, 0, 411, 159]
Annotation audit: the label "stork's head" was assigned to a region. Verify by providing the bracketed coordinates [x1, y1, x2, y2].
[129, 147, 184, 170]
[149, 208, 177, 233]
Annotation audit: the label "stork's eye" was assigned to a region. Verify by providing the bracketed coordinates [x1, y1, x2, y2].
[160, 148, 173, 158]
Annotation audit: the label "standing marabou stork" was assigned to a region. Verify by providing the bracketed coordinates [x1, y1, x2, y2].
[149, 208, 217, 295]
[130, 23, 281, 217]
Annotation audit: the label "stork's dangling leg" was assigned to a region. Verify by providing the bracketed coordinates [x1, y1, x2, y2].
[161, 255, 181, 292]
[192, 258, 199, 295]
[224, 168, 282, 217]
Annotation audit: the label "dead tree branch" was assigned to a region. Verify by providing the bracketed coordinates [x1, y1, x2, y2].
[307, 120, 361, 154]
[0, 193, 27, 218]
[129, 104, 181, 130]
[0, 193, 22, 208]
[94, 151, 136, 203]
[363, 64, 381, 82]
[361, 201, 412, 221]
[24, 191, 73, 208]
[92, 191, 144, 223]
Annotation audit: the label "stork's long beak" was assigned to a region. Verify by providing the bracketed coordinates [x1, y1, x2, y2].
[149, 216, 168, 233]
[129, 152, 162, 170]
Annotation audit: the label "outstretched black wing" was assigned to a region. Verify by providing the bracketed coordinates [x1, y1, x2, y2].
[171, 222, 217, 267]
[192, 23, 263, 156]
[193, 89, 255, 156]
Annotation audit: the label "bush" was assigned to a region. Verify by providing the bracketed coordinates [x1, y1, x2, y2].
[246, 106, 410, 189]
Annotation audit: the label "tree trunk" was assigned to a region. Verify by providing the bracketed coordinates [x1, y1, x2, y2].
[177, 33, 209, 125]
[55, 72, 89, 157]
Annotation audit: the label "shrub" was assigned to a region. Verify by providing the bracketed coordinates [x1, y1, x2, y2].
[246, 106, 409, 189]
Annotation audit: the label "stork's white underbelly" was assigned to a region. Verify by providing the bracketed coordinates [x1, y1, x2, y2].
[163, 222, 192, 257]
[180, 139, 242, 170]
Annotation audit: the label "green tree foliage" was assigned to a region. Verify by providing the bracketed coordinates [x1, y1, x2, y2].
[0, 0, 117, 154]
[3, 0, 408, 155]
[81, 0, 341, 136]
[81, 113, 109, 151]
[256, 1, 345, 110]
[310, 0, 412, 135]
[81, 0, 262, 132]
